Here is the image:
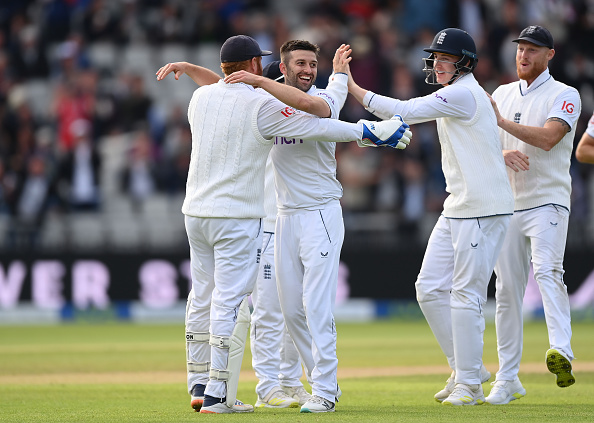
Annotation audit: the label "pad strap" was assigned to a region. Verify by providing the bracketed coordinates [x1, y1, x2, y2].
[209, 368, 230, 381]
[209, 334, 231, 349]
[186, 331, 209, 342]
[187, 361, 210, 373]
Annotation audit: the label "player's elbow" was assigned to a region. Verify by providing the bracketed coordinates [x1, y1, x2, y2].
[295, 97, 330, 118]
[575, 149, 586, 162]
[540, 136, 562, 152]
[575, 147, 594, 164]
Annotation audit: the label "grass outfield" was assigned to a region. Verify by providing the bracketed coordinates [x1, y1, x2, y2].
[0, 319, 593, 422]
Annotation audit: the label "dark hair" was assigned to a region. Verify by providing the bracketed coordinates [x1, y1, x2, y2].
[280, 40, 320, 63]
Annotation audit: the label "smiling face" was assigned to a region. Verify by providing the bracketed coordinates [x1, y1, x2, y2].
[281, 50, 318, 92]
[515, 41, 554, 85]
[432, 52, 460, 85]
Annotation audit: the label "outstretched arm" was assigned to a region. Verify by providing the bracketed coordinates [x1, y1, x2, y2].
[156, 62, 221, 86]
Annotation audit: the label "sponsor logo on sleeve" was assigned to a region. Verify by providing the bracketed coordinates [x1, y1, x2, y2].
[561, 101, 575, 114]
[317, 92, 335, 105]
[434, 93, 448, 103]
[280, 106, 297, 117]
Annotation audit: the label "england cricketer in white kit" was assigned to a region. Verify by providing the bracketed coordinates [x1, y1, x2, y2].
[575, 111, 594, 164]
[157, 35, 413, 414]
[250, 61, 316, 409]
[225, 40, 372, 413]
[484, 25, 581, 405]
[347, 28, 514, 406]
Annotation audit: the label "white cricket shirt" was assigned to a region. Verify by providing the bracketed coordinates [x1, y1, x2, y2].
[492, 69, 581, 211]
[269, 73, 350, 211]
[183, 80, 362, 219]
[363, 73, 514, 218]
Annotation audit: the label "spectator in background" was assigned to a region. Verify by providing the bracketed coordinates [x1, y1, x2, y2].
[121, 128, 158, 212]
[336, 141, 380, 212]
[8, 24, 49, 80]
[6, 154, 56, 250]
[160, 105, 192, 195]
[52, 75, 95, 151]
[81, 0, 124, 43]
[56, 119, 101, 212]
[116, 73, 153, 132]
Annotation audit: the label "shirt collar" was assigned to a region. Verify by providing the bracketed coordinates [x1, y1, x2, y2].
[519, 68, 550, 95]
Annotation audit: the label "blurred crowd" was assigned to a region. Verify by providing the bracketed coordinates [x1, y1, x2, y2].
[0, 0, 593, 252]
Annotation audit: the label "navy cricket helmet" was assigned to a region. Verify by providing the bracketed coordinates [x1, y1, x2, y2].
[422, 28, 478, 85]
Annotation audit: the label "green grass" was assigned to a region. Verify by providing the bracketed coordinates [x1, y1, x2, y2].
[1, 320, 593, 422]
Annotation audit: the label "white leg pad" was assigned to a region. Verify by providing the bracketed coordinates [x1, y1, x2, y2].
[186, 331, 210, 374]
[211, 296, 250, 407]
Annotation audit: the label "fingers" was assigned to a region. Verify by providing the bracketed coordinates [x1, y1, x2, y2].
[156, 63, 179, 81]
[504, 151, 529, 172]
[224, 71, 243, 84]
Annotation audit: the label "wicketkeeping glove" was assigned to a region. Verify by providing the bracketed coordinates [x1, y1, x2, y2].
[358, 114, 412, 149]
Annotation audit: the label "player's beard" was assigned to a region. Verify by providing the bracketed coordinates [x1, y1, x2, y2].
[516, 59, 547, 83]
[285, 68, 315, 92]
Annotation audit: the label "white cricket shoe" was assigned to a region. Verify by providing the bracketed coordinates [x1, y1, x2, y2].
[546, 348, 575, 388]
[485, 378, 526, 405]
[434, 364, 491, 402]
[300, 395, 335, 413]
[442, 383, 485, 406]
[255, 387, 299, 408]
[199, 395, 254, 414]
[282, 385, 312, 406]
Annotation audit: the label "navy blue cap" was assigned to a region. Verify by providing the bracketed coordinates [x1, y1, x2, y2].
[220, 35, 272, 63]
[513, 25, 554, 49]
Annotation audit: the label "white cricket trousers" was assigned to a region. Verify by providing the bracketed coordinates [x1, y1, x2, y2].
[275, 200, 344, 403]
[493, 205, 573, 381]
[416, 214, 510, 384]
[250, 231, 304, 399]
[184, 215, 262, 398]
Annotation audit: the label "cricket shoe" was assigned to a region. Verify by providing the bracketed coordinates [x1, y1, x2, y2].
[434, 364, 491, 402]
[442, 383, 485, 406]
[282, 385, 312, 405]
[255, 387, 299, 408]
[190, 384, 205, 411]
[300, 395, 336, 413]
[300, 386, 341, 413]
[546, 348, 575, 387]
[199, 394, 254, 414]
[485, 378, 526, 404]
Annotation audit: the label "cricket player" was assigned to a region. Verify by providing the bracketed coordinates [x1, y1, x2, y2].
[157, 34, 413, 414]
[225, 40, 361, 413]
[486, 25, 581, 405]
[346, 28, 514, 405]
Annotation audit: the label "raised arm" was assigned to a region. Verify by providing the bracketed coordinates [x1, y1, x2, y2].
[345, 61, 369, 106]
[156, 62, 221, 86]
